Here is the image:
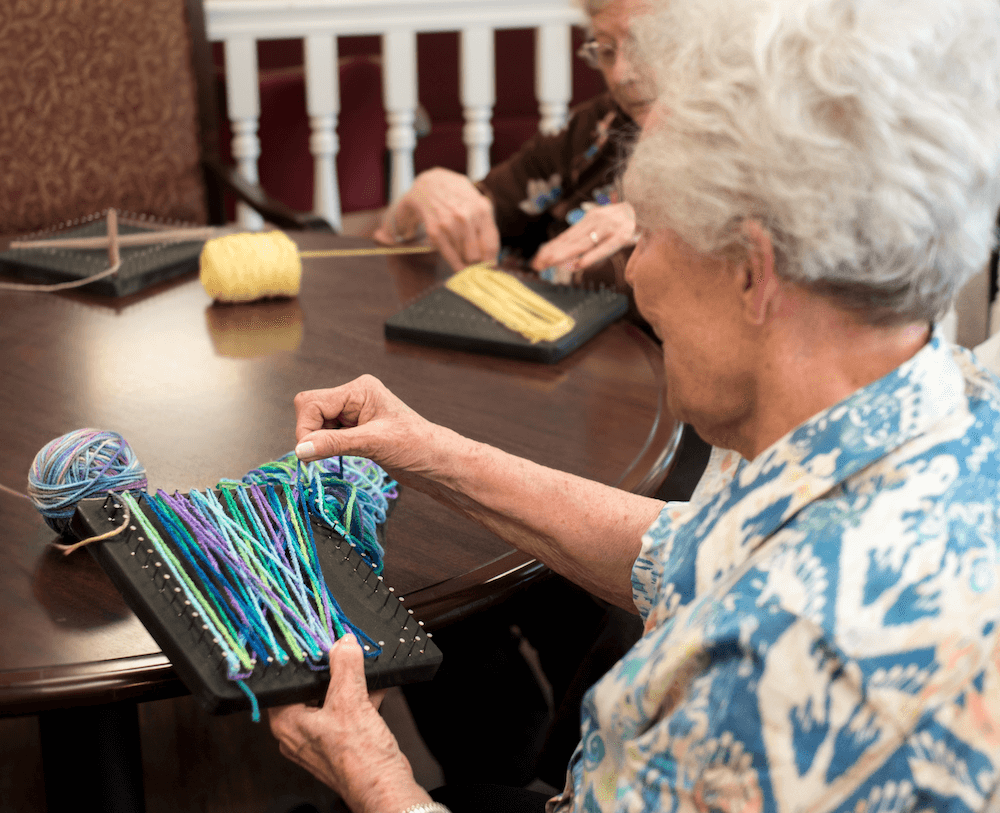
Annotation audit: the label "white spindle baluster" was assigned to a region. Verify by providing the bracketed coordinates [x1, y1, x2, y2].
[460, 27, 495, 182]
[206, 0, 587, 215]
[305, 34, 342, 232]
[535, 23, 572, 134]
[224, 38, 264, 230]
[382, 29, 418, 201]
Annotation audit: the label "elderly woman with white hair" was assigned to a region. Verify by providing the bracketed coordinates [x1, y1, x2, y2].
[269, 0, 1000, 811]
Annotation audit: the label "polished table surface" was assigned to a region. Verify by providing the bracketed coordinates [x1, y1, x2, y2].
[0, 231, 679, 716]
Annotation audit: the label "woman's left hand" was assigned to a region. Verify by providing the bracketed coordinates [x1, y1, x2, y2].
[269, 635, 431, 813]
[531, 202, 637, 283]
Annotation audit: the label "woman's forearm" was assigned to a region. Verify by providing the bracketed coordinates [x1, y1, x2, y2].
[293, 376, 664, 610]
[391, 423, 663, 610]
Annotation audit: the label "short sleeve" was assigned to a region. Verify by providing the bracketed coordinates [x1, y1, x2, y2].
[631, 502, 686, 619]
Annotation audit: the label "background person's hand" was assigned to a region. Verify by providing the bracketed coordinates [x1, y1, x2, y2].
[373, 168, 501, 272]
[269, 635, 430, 813]
[531, 202, 637, 283]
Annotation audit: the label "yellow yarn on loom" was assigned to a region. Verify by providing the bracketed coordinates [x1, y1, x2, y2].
[445, 264, 575, 344]
[199, 231, 302, 302]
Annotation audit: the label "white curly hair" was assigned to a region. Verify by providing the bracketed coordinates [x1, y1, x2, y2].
[624, 0, 1000, 323]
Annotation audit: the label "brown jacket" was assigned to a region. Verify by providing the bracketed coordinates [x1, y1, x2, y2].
[477, 92, 639, 287]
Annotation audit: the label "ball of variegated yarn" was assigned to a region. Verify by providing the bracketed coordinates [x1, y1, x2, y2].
[27, 428, 147, 534]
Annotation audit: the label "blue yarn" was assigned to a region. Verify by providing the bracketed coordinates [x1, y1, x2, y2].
[140, 485, 382, 669]
[219, 452, 397, 573]
[236, 679, 261, 723]
[27, 428, 147, 533]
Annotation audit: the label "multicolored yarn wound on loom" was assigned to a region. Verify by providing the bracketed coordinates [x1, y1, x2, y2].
[27, 428, 148, 533]
[218, 452, 398, 575]
[25, 428, 399, 720]
[121, 483, 382, 721]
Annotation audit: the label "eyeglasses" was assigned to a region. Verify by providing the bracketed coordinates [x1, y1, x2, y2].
[577, 39, 618, 70]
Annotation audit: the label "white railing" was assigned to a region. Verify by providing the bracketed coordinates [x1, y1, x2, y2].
[204, 0, 586, 231]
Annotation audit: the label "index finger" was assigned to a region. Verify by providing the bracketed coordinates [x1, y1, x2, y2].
[460, 219, 485, 266]
[424, 221, 470, 272]
[268, 701, 311, 738]
[532, 227, 590, 270]
[428, 230, 468, 271]
[293, 388, 354, 443]
[476, 216, 501, 267]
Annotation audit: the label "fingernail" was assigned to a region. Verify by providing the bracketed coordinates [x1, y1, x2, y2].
[295, 441, 315, 460]
[332, 633, 357, 651]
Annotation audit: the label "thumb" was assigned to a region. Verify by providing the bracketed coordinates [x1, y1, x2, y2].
[323, 634, 368, 709]
[295, 426, 359, 463]
[294, 433, 332, 464]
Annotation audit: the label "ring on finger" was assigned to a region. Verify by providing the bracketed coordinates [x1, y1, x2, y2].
[589, 230, 600, 246]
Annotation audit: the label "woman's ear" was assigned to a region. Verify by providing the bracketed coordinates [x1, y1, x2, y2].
[738, 221, 779, 325]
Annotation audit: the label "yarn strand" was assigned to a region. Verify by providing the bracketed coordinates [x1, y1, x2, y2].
[0, 259, 122, 293]
[50, 500, 132, 555]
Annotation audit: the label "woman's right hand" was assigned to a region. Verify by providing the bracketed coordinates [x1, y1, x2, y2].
[293, 375, 448, 482]
[373, 168, 501, 272]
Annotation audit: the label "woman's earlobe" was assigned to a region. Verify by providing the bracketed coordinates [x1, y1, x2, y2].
[739, 221, 779, 325]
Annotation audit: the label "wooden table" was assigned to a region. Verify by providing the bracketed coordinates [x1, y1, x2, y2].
[0, 232, 678, 809]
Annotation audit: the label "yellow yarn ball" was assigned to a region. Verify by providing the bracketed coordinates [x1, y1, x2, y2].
[199, 231, 302, 302]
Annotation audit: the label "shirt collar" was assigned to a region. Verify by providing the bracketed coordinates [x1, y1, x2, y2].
[652, 327, 964, 572]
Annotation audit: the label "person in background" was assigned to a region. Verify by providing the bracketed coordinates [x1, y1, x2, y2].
[272, 0, 1000, 811]
[374, 0, 653, 285]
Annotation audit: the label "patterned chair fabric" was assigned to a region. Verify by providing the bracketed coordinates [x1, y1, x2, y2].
[0, 0, 209, 235]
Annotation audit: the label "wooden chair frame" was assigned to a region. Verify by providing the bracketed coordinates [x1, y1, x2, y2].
[185, 0, 334, 232]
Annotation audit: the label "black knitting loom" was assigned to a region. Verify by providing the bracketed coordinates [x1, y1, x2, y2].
[0, 220, 204, 297]
[384, 277, 629, 363]
[71, 491, 443, 715]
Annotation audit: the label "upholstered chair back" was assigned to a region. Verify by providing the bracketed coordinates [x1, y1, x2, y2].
[0, 0, 210, 234]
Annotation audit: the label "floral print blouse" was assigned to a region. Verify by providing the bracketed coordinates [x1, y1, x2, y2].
[552, 330, 1000, 812]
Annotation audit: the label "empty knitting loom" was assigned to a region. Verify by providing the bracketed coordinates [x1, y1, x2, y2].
[71, 489, 442, 715]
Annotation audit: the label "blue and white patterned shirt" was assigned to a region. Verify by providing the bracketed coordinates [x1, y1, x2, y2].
[553, 332, 1000, 813]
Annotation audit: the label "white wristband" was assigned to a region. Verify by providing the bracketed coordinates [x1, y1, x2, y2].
[397, 804, 452, 813]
